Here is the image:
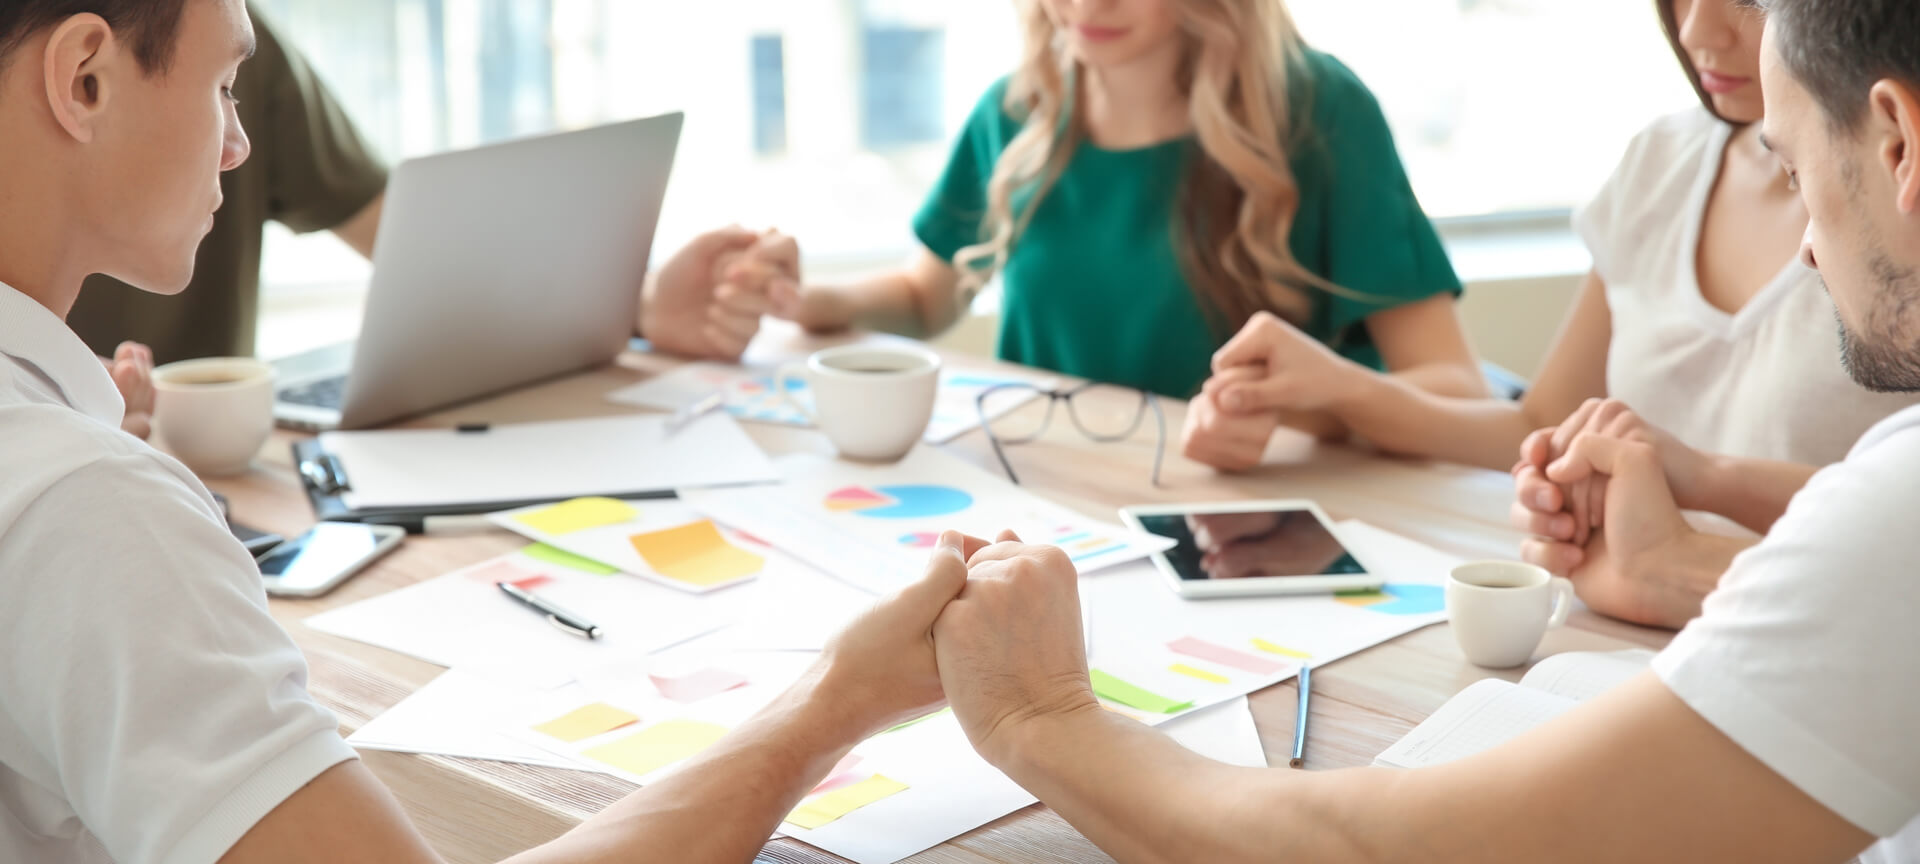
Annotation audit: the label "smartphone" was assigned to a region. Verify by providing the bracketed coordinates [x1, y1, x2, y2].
[258, 522, 405, 598]
[1119, 500, 1384, 599]
[231, 522, 286, 558]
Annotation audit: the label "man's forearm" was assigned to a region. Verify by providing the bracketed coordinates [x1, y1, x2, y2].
[508, 676, 862, 864]
[987, 705, 1387, 864]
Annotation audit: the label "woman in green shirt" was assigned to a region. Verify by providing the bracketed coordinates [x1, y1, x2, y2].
[772, 0, 1482, 458]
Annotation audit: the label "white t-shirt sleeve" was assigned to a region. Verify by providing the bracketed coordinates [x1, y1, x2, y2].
[1654, 408, 1920, 838]
[1571, 110, 1716, 286]
[0, 452, 355, 864]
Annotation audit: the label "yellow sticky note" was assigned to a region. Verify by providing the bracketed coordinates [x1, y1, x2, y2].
[515, 497, 639, 535]
[581, 719, 729, 777]
[1169, 664, 1231, 684]
[1251, 639, 1313, 660]
[532, 702, 639, 743]
[629, 521, 765, 587]
[787, 774, 909, 830]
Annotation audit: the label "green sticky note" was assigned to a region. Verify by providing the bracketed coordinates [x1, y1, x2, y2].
[523, 543, 618, 575]
[883, 707, 952, 735]
[1090, 669, 1193, 714]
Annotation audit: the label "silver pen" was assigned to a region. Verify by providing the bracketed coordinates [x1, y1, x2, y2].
[1290, 664, 1312, 769]
[498, 581, 603, 640]
[665, 390, 726, 436]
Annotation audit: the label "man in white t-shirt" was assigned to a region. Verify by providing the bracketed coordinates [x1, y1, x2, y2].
[0, 4, 989, 863]
[913, 2, 1920, 861]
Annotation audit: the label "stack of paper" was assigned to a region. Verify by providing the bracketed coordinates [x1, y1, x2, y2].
[605, 363, 1060, 444]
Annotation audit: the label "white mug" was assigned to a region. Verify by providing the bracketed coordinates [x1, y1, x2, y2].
[152, 357, 276, 477]
[1445, 561, 1575, 669]
[779, 345, 940, 463]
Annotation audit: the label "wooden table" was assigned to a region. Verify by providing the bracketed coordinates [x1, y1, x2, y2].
[209, 331, 1675, 864]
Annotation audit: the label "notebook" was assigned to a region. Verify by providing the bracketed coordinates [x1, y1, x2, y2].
[1374, 650, 1655, 769]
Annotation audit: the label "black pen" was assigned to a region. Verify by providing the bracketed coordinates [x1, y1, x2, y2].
[498, 581, 603, 640]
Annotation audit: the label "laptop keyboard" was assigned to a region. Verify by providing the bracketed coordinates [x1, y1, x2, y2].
[278, 376, 347, 410]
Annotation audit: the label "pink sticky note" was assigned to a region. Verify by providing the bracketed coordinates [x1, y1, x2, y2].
[810, 755, 866, 795]
[1166, 637, 1286, 676]
[649, 667, 750, 704]
[465, 559, 531, 584]
[508, 575, 554, 591]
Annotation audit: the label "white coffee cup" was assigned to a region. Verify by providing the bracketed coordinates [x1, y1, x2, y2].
[152, 357, 276, 477]
[780, 345, 940, 463]
[1445, 561, 1575, 669]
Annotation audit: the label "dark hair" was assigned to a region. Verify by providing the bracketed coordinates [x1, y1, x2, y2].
[0, 0, 191, 75]
[1764, 0, 1920, 133]
[1657, 0, 1736, 124]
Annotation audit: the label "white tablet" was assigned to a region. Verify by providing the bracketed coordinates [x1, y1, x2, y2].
[1119, 500, 1385, 599]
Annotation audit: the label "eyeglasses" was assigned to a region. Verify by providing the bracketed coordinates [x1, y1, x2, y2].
[975, 381, 1165, 487]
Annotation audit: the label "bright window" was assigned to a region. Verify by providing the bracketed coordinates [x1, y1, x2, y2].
[252, 0, 1693, 358]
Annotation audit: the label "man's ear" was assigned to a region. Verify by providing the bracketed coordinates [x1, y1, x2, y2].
[40, 14, 118, 145]
[1869, 78, 1920, 216]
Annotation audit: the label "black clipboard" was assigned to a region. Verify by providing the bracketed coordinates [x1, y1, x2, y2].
[292, 438, 675, 533]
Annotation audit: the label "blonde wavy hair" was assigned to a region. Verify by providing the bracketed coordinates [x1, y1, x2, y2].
[953, 0, 1333, 334]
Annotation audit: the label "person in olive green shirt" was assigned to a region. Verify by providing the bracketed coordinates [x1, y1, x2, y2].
[76, 4, 795, 438]
[767, 0, 1483, 470]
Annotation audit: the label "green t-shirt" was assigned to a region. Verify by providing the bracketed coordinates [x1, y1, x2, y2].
[913, 50, 1461, 398]
[65, 4, 387, 364]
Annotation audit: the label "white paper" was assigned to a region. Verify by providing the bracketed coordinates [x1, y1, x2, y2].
[1371, 651, 1656, 770]
[605, 363, 1058, 444]
[326, 413, 777, 510]
[489, 498, 801, 594]
[1372, 679, 1579, 770]
[679, 448, 1175, 594]
[302, 550, 732, 688]
[1079, 521, 1459, 721]
[1519, 649, 1655, 702]
[1161, 696, 1268, 768]
[348, 669, 594, 770]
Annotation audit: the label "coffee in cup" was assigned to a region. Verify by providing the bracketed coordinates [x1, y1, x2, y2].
[152, 357, 276, 477]
[1445, 561, 1575, 668]
[779, 345, 940, 462]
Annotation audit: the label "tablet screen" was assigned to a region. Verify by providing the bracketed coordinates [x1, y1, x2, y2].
[1135, 508, 1365, 581]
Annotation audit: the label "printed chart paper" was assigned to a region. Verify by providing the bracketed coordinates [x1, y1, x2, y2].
[679, 447, 1175, 594]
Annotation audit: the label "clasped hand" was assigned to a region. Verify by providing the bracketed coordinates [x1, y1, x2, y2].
[811, 529, 1098, 761]
[1508, 398, 1707, 628]
[1182, 312, 1356, 471]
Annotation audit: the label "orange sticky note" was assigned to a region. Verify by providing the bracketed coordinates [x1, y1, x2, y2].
[515, 497, 639, 535]
[582, 719, 729, 777]
[628, 521, 765, 587]
[531, 702, 640, 743]
[787, 774, 909, 830]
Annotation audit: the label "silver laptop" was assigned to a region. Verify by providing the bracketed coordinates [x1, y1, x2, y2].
[274, 113, 683, 431]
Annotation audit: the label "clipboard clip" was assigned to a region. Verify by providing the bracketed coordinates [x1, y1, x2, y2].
[298, 452, 352, 496]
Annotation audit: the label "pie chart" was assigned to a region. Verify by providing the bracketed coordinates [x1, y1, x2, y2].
[824, 485, 974, 520]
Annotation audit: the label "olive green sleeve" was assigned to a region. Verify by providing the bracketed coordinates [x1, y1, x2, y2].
[248, 5, 389, 234]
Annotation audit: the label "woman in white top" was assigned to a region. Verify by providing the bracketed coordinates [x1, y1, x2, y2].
[1178, 0, 1918, 628]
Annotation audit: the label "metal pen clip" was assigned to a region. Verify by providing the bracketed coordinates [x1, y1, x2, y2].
[298, 453, 351, 495]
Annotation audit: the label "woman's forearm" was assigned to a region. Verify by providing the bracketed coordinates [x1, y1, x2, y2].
[1327, 365, 1545, 470]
